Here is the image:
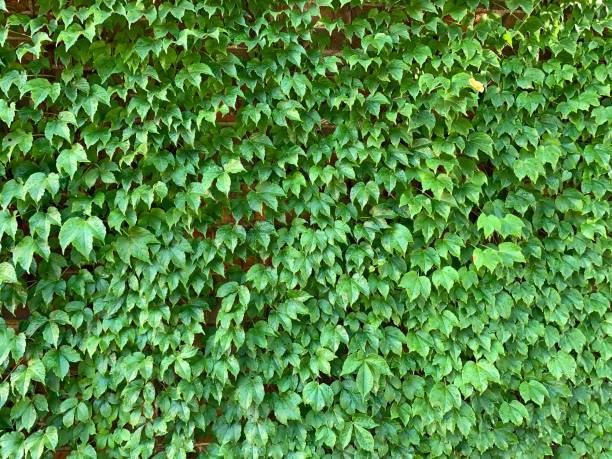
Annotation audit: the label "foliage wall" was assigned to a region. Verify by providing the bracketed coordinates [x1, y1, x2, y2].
[0, 1, 611, 458]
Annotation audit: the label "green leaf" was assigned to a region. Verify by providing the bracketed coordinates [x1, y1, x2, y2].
[462, 360, 500, 392]
[224, 158, 245, 174]
[356, 362, 374, 397]
[56, 144, 89, 178]
[0, 210, 18, 240]
[432, 266, 458, 292]
[28, 358, 46, 383]
[429, 382, 461, 414]
[13, 236, 38, 271]
[23, 79, 61, 107]
[547, 352, 576, 379]
[236, 376, 265, 411]
[59, 216, 106, 258]
[302, 381, 332, 412]
[354, 425, 375, 452]
[500, 400, 529, 425]
[273, 393, 301, 424]
[519, 380, 548, 406]
[0, 262, 17, 284]
[0, 99, 15, 126]
[413, 44, 432, 65]
[472, 247, 501, 271]
[500, 214, 524, 237]
[44, 119, 71, 142]
[401, 271, 431, 301]
[216, 172, 231, 195]
[477, 214, 501, 238]
[382, 223, 413, 254]
[24, 172, 59, 201]
[467, 132, 493, 157]
[44, 426, 58, 450]
[498, 242, 526, 263]
[341, 352, 363, 376]
[174, 358, 192, 380]
[506, 0, 535, 14]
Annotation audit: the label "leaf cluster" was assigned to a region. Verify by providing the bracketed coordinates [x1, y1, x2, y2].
[0, 1, 611, 458]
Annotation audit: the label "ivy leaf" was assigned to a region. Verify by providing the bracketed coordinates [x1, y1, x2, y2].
[115, 227, 158, 264]
[28, 359, 46, 384]
[59, 216, 106, 258]
[382, 223, 412, 254]
[24, 172, 59, 201]
[56, 144, 89, 178]
[519, 380, 548, 406]
[477, 214, 500, 238]
[13, 236, 38, 271]
[354, 425, 374, 451]
[429, 382, 461, 414]
[11, 359, 46, 396]
[356, 362, 374, 397]
[216, 172, 231, 195]
[302, 381, 333, 412]
[273, 393, 301, 424]
[0, 99, 15, 126]
[467, 132, 493, 157]
[341, 352, 363, 376]
[400, 271, 431, 300]
[506, 0, 535, 14]
[174, 358, 192, 380]
[413, 44, 432, 65]
[0, 432, 25, 459]
[236, 376, 264, 411]
[547, 352, 576, 379]
[498, 242, 526, 264]
[500, 214, 524, 237]
[432, 266, 458, 292]
[224, 159, 245, 174]
[23, 79, 61, 107]
[0, 210, 18, 240]
[0, 262, 17, 284]
[500, 400, 529, 426]
[462, 360, 500, 392]
[45, 119, 71, 142]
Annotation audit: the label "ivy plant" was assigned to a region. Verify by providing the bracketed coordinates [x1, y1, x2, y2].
[0, 0, 611, 458]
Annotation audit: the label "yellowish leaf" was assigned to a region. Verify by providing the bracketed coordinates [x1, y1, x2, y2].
[469, 77, 485, 93]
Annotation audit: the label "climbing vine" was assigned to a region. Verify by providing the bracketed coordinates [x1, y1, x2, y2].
[0, 1, 611, 458]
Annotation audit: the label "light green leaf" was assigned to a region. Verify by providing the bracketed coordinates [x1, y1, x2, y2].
[462, 360, 500, 392]
[547, 352, 576, 379]
[500, 400, 529, 425]
[354, 425, 374, 452]
[382, 223, 413, 254]
[519, 380, 548, 406]
[0, 99, 15, 126]
[216, 172, 231, 195]
[56, 144, 89, 178]
[0, 262, 17, 284]
[498, 242, 526, 263]
[476, 214, 501, 238]
[432, 266, 458, 292]
[59, 216, 106, 258]
[466, 132, 493, 157]
[429, 382, 461, 414]
[224, 159, 245, 174]
[356, 362, 374, 397]
[302, 381, 332, 412]
[341, 352, 363, 376]
[13, 237, 38, 271]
